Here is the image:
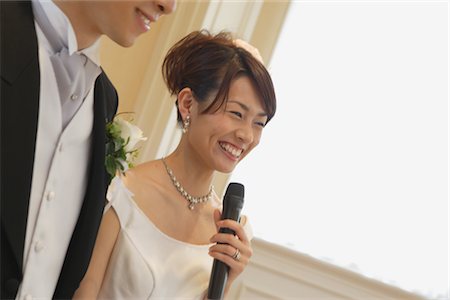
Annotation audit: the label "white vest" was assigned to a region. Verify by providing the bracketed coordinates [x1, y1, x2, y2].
[17, 27, 95, 300]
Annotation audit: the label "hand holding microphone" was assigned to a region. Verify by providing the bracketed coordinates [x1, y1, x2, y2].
[207, 183, 253, 300]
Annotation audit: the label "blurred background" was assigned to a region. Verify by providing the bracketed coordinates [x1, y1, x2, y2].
[100, 1, 448, 299]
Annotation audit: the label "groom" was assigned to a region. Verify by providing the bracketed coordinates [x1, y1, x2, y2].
[0, 0, 176, 299]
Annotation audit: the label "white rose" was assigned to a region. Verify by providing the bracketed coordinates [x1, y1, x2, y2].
[115, 118, 147, 152]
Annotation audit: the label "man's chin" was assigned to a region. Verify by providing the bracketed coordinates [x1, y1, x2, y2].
[114, 36, 138, 48]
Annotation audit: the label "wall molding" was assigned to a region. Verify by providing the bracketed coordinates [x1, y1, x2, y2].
[227, 238, 425, 300]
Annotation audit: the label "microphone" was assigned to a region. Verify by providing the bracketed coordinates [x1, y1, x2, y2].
[207, 182, 245, 300]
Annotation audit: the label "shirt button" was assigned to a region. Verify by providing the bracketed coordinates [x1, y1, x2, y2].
[70, 94, 79, 101]
[24, 294, 32, 300]
[46, 191, 55, 201]
[34, 241, 44, 252]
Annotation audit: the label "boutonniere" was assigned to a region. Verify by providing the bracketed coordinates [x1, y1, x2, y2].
[105, 114, 147, 177]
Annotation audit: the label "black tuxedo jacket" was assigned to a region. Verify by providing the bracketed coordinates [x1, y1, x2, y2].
[1, 2, 118, 299]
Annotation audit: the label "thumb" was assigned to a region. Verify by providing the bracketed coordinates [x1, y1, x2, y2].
[213, 209, 222, 231]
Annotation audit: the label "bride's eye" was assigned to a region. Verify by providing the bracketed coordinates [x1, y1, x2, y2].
[255, 121, 266, 128]
[228, 111, 243, 118]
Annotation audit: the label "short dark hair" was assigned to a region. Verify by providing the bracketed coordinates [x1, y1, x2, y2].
[162, 30, 276, 124]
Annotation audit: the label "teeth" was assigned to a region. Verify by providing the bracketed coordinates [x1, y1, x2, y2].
[139, 12, 151, 30]
[219, 142, 243, 158]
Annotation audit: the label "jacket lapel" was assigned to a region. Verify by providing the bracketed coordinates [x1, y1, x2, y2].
[53, 72, 118, 299]
[0, 0, 40, 272]
[0, 3, 118, 296]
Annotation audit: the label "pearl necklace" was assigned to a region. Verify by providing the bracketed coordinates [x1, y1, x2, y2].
[162, 158, 213, 210]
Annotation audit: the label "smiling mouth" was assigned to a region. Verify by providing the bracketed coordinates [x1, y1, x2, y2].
[137, 9, 151, 30]
[219, 142, 243, 158]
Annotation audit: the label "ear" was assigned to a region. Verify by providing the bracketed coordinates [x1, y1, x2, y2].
[177, 87, 194, 120]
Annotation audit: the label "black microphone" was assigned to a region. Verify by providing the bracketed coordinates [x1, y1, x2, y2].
[207, 182, 245, 300]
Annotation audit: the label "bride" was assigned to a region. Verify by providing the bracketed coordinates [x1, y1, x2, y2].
[73, 30, 277, 299]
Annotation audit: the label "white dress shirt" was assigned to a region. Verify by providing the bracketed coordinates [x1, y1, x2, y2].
[17, 1, 102, 299]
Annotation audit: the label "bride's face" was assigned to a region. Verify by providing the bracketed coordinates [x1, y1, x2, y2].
[187, 76, 268, 173]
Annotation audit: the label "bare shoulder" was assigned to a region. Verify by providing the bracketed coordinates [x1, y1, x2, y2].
[122, 160, 164, 190]
[121, 160, 169, 208]
[123, 160, 160, 181]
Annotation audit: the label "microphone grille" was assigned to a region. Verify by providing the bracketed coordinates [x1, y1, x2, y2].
[224, 182, 244, 198]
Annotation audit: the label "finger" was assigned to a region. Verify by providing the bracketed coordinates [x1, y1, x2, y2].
[209, 235, 253, 262]
[216, 219, 249, 244]
[210, 232, 239, 245]
[210, 233, 245, 254]
[208, 250, 245, 273]
[209, 243, 242, 260]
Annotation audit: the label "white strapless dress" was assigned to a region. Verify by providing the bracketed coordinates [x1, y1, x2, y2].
[97, 176, 252, 300]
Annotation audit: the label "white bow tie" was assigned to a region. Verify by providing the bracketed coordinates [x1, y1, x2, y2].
[50, 48, 98, 128]
[33, 1, 100, 128]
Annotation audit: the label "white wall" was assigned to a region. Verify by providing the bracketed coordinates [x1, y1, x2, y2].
[231, 1, 448, 298]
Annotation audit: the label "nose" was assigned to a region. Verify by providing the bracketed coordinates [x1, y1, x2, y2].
[155, 0, 176, 15]
[236, 122, 254, 145]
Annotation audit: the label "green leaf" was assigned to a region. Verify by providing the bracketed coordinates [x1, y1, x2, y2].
[105, 156, 117, 177]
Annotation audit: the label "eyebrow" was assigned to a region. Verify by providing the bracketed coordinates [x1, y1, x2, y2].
[228, 100, 268, 117]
